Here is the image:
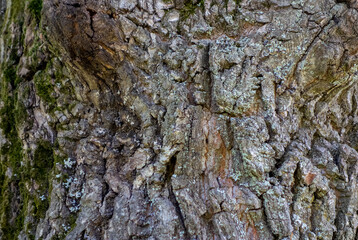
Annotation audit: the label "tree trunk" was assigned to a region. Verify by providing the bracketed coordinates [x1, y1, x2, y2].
[1, 0, 358, 239]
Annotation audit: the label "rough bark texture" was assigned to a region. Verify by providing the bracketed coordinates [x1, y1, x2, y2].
[1, 0, 358, 239]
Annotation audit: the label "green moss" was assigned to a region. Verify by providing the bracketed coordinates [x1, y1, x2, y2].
[28, 0, 43, 23]
[4, 66, 17, 87]
[7, 0, 25, 21]
[0, 0, 51, 238]
[0, 98, 17, 138]
[0, 93, 26, 239]
[233, 0, 241, 6]
[0, 97, 24, 172]
[51, 232, 69, 240]
[68, 214, 77, 229]
[180, 0, 205, 20]
[2, 66, 22, 95]
[0, 141, 55, 239]
[54, 153, 66, 165]
[32, 141, 54, 181]
[34, 70, 56, 108]
[0, 187, 15, 239]
[14, 100, 28, 125]
[30, 141, 54, 221]
[1, 1, 25, 64]
[33, 195, 49, 219]
[0, 5, 27, 234]
[0, 67, 52, 240]
[0, 82, 27, 174]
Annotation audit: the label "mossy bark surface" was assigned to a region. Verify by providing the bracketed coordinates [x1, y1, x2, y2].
[2, 0, 358, 239]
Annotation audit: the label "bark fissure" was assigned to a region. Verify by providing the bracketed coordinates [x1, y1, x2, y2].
[166, 154, 190, 239]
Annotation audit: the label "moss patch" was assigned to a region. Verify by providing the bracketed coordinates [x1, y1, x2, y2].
[28, 0, 43, 23]
[0, 99, 25, 239]
[4, 66, 18, 88]
[0, 0, 56, 238]
[180, 0, 205, 20]
[32, 141, 55, 181]
[34, 69, 56, 108]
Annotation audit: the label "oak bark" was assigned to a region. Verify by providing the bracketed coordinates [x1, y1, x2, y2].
[1, 0, 358, 239]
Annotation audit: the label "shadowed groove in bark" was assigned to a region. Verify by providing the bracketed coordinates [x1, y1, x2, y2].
[166, 154, 190, 239]
[168, 184, 190, 240]
[86, 8, 96, 39]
